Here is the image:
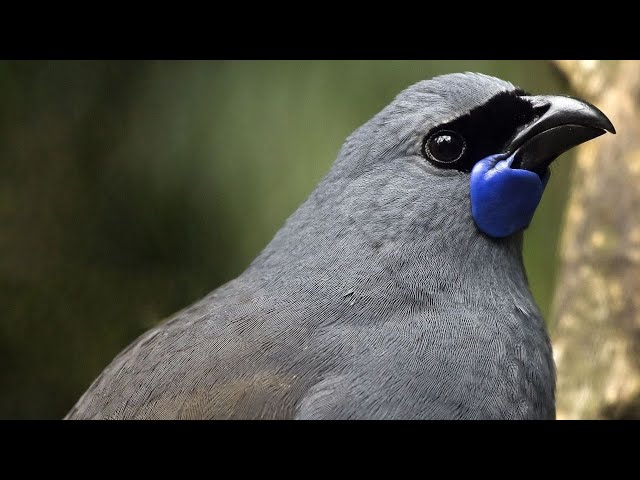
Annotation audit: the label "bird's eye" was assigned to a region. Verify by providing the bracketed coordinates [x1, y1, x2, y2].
[423, 130, 466, 165]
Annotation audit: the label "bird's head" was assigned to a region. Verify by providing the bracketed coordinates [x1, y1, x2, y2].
[256, 72, 615, 293]
[330, 72, 615, 241]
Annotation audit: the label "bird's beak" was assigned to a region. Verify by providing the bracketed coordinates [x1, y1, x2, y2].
[506, 95, 616, 176]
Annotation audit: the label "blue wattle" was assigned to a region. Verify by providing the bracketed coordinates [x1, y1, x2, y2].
[470, 154, 550, 239]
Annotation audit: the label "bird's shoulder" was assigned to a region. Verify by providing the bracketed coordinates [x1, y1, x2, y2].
[65, 279, 316, 419]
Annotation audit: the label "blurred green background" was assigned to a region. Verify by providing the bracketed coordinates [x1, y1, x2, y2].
[0, 60, 572, 419]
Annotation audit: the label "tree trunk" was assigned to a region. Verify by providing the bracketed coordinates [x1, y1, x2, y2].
[551, 60, 640, 419]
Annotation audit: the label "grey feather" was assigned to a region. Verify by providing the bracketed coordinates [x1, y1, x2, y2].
[66, 73, 555, 420]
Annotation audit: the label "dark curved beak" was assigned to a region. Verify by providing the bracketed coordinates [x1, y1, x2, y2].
[507, 95, 616, 176]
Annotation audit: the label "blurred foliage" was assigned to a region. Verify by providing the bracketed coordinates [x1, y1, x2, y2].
[0, 60, 571, 418]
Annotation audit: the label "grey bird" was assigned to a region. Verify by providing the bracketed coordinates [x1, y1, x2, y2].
[66, 72, 615, 420]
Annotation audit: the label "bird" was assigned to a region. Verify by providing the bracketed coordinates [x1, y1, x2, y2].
[66, 72, 615, 420]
